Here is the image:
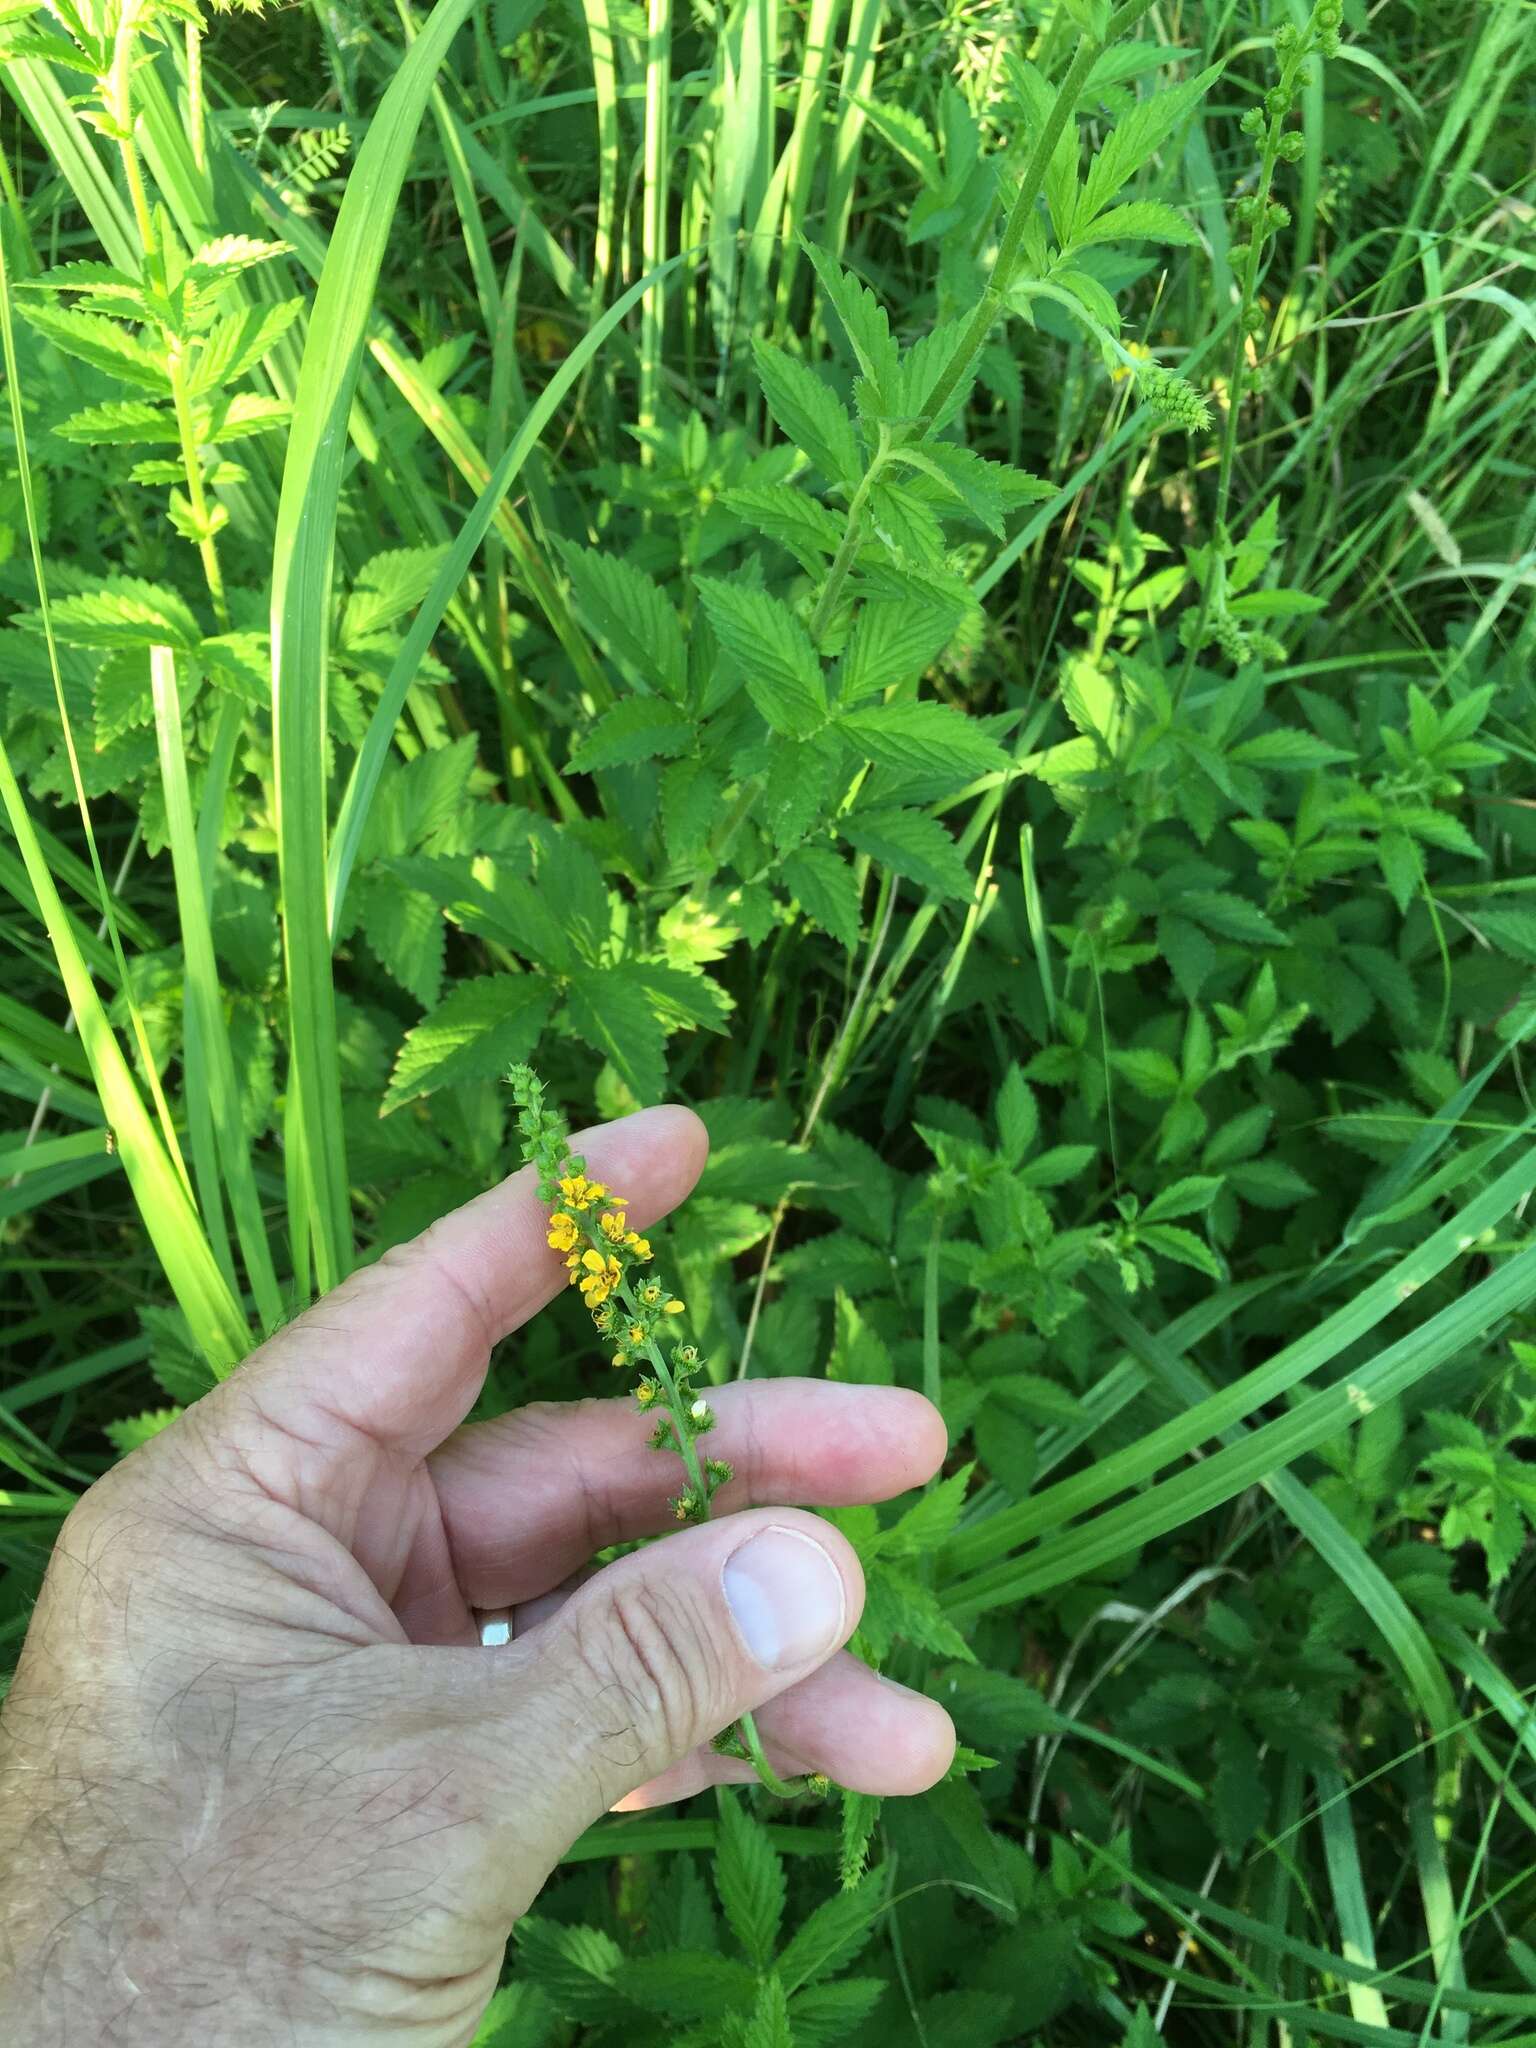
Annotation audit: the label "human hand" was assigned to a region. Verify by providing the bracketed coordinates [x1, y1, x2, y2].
[0, 1107, 954, 2045]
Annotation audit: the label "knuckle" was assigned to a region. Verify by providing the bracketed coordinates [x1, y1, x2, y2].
[573, 1575, 731, 1772]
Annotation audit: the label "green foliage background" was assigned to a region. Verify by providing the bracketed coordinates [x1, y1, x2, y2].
[3, 0, 1536, 2037]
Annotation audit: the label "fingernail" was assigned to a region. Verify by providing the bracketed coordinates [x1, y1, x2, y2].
[722, 1527, 845, 1670]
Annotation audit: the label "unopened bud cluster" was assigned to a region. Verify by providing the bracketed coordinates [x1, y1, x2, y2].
[1232, 1, 1344, 269]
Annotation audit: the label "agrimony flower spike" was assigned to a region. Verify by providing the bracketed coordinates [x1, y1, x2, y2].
[507, 1065, 815, 1799]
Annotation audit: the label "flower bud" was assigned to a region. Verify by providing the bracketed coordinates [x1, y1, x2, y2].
[1277, 130, 1306, 162]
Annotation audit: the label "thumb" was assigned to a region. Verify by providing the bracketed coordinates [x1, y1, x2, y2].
[488, 1508, 862, 1844]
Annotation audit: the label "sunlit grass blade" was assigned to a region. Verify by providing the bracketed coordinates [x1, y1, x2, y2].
[270, 0, 480, 1292]
[150, 649, 284, 1331]
[636, 0, 671, 457]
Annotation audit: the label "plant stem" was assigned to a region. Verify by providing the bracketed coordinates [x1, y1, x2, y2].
[808, 0, 1155, 635]
[608, 1269, 803, 1798]
[917, 0, 1157, 436]
[809, 429, 887, 644]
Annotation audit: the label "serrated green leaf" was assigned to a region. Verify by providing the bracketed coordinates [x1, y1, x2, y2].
[1070, 199, 1201, 249]
[557, 540, 688, 701]
[382, 974, 554, 1111]
[885, 1461, 975, 1556]
[838, 700, 1007, 781]
[342, 546, 452, 642]
[801, 241, 901, 407]
[840, 806, 972, 899]
[777, 1870, 886, 1991]
[789, 1978, 887, 2048]
[781, 846, 863, 951]
[512, 1919, 627, 2022]
[103, 1406, 182, 1455]
[722, 483, 845, 568]
[192, 391, 291, 442]
[839, 601, 955, 703]
[358, 877, 443, 1008]
[1078, 66, 1222, 225]
[568, 695, 695, 772]
[1181, 890, 1288, 945]
[19, 301, 170, 391]
[752, 339, 861, 485]
[565, 963, 669, 1102]
[30, 578, 202, 652]
[697, 578, 827, 737]
[52, 399, 179, 446]
[186, 297, 302, 396]
[1140, 1221, 1223, 1278]
[1142, 1173, 1223, 1223]
[714, 1791, 786, 1970]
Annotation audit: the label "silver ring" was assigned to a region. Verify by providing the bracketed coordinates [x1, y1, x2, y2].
[476, 1605, 514, 1647]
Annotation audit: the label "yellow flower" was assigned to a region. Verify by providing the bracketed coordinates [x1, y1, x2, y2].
[558, 1174, 615, 1211]
[636, 1380, 659, 1408]
[611, 1350, 629, 1370]
[1112, 339, 1152, 383]
[626, 1232, 652, 1260]
[665, 1299, 686, 1315]
[598, 1209, 629, 1242]
[577, 1248, 622, 1307]
[627, 1323, 645, 1346]
[546, 1213, 579, 1253]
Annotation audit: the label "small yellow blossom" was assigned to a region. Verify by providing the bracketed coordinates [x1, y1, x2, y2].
[576, 1248, 622, 1307]
[598, 1209, 629, 1242]
[673, 1493, 698, 1521]
[627, 1323, 645, 1346]
[636, 1380, 659, 1408]
[639, 1281, 662, 1306]
[626, 1233, 652, 1260]
[665, 1298, 686, 1315]
[558, 1174, 617, 1211]
[546, 1213, 579, 1253]
[611, 1350, 628, 1369]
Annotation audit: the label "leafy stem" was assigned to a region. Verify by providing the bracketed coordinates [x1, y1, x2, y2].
[918, 0, 1158, 435]
[810, 426, 889, 645]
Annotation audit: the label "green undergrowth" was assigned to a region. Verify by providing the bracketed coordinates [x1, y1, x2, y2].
[2, 0, 1535, 2039]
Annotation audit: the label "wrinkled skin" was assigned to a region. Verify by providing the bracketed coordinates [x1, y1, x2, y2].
[0, 1108, 954, 2045]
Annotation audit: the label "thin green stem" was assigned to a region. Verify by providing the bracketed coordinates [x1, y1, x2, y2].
[809, 429, 887, 644]
[918, 0, 1156, 435]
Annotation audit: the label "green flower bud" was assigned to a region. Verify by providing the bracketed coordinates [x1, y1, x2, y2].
[1277, 130, 1307, 163]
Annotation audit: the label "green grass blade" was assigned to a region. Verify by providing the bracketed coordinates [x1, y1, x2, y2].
[944, 1147, 1536, 1578]
[944, 1243, 1536, 1615]
[151, 649, 285, 1331]
[270, 0, 481, 1291]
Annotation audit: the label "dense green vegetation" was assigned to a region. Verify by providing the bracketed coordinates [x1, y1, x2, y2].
[4, 0, 1536, 2037]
